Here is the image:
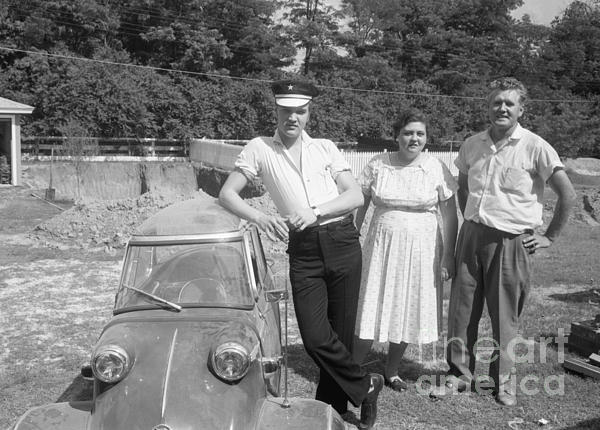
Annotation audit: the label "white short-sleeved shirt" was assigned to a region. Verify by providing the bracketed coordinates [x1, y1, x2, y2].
[359, 153, 457, 211]
[235, 130, 351, 219]
[455, 124, 564, 234]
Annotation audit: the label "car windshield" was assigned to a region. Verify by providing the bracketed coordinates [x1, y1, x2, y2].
[115, 241, 253, 310]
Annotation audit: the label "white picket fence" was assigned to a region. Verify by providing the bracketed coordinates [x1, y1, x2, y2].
[189, 139, 459, 176]
[341, 149, 458, 176]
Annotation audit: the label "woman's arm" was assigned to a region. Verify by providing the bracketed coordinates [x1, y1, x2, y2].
[439, 195, 458, 280]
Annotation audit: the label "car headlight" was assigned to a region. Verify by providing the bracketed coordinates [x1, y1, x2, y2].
[91, 344, 132, 383]
[211, 342, 250, 382]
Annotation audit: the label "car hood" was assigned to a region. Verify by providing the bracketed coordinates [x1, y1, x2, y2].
[90, 310, 266, 430]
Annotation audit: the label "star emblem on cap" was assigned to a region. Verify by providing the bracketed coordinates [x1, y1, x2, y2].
[288, 84, 294, 90]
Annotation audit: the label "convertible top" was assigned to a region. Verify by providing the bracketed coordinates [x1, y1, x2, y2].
[135, 198, 243, 236]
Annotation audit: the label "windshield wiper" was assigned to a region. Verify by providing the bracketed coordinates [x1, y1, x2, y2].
[123, 284, 182, 312]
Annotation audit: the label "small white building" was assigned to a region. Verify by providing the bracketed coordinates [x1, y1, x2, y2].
[0, 97, 34, 185]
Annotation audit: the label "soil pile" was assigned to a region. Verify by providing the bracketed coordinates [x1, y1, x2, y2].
[28, 183, 600, 253]
[30, 191, 211, 250]
[29, 190, 285, 254]
[558, 186, 600, 227]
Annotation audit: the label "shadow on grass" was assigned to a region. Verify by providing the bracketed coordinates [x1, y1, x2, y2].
[549, 288, 600, 304]
[560, 417, 600, 429]
[363, 349, 448, 388]
[56, 375, 93, 403]
[286, 344, 319, 383]
[286, 343, 447, 389]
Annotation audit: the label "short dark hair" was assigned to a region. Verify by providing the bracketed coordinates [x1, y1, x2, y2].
[392, 109, 428, 139]
[488, 77, 528, 105]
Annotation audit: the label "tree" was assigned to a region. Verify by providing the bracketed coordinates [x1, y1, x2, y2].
[0, 0, 121, 57]
[539, 1, 600, 95]
[57, 118, 97, 198]
[114, 0, 294, 75]
[284, 0, 343, 75]
[444, 0, 524, 37]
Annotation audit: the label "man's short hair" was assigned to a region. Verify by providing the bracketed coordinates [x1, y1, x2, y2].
[392, 109, 428, 140]
[488, 77, 528, 105]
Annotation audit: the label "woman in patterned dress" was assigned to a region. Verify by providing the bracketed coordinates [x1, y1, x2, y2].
[353, 110, 458, 391]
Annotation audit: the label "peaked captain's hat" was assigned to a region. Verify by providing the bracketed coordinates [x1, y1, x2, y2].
[271, 80, 319, 107]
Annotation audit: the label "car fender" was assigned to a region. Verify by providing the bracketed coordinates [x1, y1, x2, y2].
[256, 397, 345, 430]
[12, 401, 91, 430]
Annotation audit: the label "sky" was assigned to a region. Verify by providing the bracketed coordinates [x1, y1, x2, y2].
[512, 0, 574, 25]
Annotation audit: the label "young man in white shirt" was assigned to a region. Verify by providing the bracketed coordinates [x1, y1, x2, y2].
[219, 80, 383, 429]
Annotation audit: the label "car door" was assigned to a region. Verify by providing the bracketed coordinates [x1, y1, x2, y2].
[246, 228, 282, 395]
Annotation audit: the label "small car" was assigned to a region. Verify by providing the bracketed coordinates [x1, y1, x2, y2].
[14, 198, 345, 430]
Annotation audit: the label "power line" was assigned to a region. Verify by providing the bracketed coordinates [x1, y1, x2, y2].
[0, 46, 266, 83]
[8, 3, 600, 86]
[6, 6, 276, 59]
[12, 5, 599, 87]
[0, 46, 596, 104]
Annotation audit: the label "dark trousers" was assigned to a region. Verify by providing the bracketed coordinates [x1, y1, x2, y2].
[447, 220, 531, 387]
[287, 217, 370, 413]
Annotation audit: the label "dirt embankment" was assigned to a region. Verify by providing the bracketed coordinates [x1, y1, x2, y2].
[18, 156, 600, 252]
[29, 188, 286, 256]
[26, 185, 600, 257]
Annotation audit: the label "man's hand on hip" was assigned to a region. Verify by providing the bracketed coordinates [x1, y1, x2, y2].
[522, 232, 552, 254]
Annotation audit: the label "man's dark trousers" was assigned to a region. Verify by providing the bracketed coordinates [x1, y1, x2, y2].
[288, 216, 369, 414]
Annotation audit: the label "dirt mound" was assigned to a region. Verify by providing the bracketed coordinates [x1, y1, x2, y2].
[565, 158, 600, 186]
[27, 182, 600, 254]
[565, 158, 600, 175]
[546, 185, 600, 228]
[30, 190, 213, 250]
[28, 188, 285, 255]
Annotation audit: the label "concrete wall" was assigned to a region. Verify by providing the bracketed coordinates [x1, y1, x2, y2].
[189, 139, 243, 170]
[21, 161, 223, 201]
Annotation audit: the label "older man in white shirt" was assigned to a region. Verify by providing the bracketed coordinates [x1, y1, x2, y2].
[431, 77, 576, 406]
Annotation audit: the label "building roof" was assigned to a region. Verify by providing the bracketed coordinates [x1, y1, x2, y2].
[0, 97, 34, 115]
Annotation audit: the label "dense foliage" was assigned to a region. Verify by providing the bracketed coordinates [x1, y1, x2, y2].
[1, 0, 599, 157]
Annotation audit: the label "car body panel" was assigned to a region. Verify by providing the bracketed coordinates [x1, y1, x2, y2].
[257, 398, 346, 430]
[13, 198, 343, 430]
[89, 312, 265, 430]
[13, 402, 91, 429]
[15, 398, 345, 430]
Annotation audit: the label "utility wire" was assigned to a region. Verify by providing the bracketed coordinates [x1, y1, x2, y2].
[10, 6, 600, 86]
[0, 46, 266, 83]
[8, 3, 600, 84]
[0, 46, 596, 104]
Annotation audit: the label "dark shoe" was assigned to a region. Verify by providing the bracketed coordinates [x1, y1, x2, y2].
[385, 376, 408, 392]
[359, 373, 384, 430]
[429, 375, 470, 399]
[495, 386, 517, 406]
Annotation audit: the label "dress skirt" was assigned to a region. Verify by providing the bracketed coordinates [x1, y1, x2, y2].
[355, 206, 443, 344]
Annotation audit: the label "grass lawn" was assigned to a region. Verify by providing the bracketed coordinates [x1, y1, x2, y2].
[2, 186, 600, 430]
[283, 208, 600, 429]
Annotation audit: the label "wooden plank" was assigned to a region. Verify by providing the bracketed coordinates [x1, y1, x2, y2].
[568, 333, 600, 357]
[571, 321, 600, 343]
[589, 353, 600, 367]
[564, 357, 600, 379]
